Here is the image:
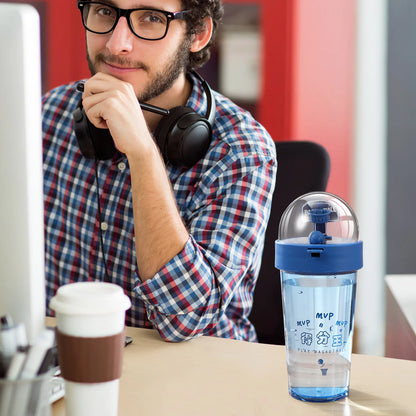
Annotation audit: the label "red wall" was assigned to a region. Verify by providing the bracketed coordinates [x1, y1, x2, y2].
[223, 0, 356, 201]
[42, 0, 89, 90]
[290, 0, 356, 201]
[222, 0, 295, 144]
[45, 0, 89, 89]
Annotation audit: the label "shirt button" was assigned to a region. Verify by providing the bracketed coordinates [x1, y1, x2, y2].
[118, 162, 126, 172]
[100, 222, 108, 231]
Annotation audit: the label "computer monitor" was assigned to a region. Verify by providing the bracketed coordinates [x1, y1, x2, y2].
[0, 4, 45, 344]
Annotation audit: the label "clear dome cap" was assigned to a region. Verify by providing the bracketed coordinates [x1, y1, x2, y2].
[278, 192, 359, 244]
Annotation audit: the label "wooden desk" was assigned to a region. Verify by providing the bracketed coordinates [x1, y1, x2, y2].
[52, 326, 416, 416]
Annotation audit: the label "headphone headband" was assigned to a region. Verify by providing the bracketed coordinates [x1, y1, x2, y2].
[191, 71, 216, 126]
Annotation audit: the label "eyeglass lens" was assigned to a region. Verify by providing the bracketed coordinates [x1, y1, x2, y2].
[82, 3, 170, 40]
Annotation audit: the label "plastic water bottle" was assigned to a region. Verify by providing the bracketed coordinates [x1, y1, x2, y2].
[275, 192, 363, 402]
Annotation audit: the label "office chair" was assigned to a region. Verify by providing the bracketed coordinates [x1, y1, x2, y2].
[249, 140, 331, 345]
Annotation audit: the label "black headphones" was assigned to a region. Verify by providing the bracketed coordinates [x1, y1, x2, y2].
[72, 71, 216, 168]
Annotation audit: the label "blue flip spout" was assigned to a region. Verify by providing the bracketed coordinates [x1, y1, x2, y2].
[303, 201, 338, 244]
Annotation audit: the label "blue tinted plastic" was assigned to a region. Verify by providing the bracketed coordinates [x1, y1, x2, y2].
[281, 272, 356, 402]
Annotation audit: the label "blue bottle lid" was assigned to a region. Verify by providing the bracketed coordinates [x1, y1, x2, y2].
[275, 238, 363, 274]
[274, 192, 363, 275]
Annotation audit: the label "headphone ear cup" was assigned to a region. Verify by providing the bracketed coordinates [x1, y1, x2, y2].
[73, 105, 96, 159]
[154, 106, 212, 168]
[72, 99, 118, 160]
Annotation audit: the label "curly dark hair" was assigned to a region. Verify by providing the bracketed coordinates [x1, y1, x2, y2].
[181, 0, 224, 71]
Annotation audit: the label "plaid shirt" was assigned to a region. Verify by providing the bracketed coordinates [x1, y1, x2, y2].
[42, 74, 277, 342]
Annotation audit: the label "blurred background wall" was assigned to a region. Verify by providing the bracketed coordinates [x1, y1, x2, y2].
[4, 0, 415, 356]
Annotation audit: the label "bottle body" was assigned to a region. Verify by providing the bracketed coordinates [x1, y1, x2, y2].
[281, 271, 356, 402]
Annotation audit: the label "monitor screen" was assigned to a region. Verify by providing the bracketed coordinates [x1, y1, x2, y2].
[0, 4, 45, 343]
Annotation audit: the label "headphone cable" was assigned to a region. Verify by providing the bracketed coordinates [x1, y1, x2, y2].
[94, 158, 112, 283]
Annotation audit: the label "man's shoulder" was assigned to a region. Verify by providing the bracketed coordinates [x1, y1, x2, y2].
[42, 82, 84, 142]
[42, 81, 83, 113]
[212, 92, 275, 161]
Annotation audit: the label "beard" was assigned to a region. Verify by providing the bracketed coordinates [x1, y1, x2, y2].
[86, 36, 192, 103]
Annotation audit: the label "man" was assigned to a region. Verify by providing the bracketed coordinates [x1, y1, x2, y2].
[42, 0, 276, 342]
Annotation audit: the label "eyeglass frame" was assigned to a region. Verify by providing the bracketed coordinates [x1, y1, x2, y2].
[77, 1, 190, 41]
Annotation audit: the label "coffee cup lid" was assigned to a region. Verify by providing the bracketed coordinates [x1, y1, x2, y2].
[49, 282, 131, 315]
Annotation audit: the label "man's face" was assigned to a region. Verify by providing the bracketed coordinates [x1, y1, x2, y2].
[85, 0, 192, 102]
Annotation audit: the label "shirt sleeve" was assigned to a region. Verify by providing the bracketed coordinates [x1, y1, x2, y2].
[134, 137, 277, 342]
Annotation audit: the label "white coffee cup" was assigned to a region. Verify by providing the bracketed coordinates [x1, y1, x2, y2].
[49, 282, 131, 416]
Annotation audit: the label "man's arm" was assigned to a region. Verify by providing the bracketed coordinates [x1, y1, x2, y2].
[127, 146, 189, 280]
[81, 73, 190, 280]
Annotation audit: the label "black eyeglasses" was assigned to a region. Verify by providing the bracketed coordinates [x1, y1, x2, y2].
[77, 1, 189, 41]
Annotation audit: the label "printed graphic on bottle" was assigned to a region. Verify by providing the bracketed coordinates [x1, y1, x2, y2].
[283, 274, 355, 354]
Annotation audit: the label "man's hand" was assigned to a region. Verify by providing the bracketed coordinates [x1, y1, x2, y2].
[81, 72, 154, 158]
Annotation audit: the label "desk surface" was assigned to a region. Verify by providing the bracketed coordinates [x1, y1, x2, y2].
[52, 325, 416, 416]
